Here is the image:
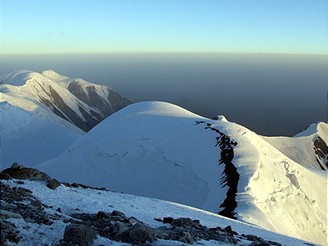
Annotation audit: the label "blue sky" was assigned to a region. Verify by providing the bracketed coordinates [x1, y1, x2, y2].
[0, 0, 327, 54]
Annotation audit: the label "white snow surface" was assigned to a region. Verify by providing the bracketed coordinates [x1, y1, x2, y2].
[0, 91, 83, 169]
[3, 179, 311, 246]
[38, 101, 328, 245]
[295, 122, 328, 140]
[1, 69, 132, 135]
[41, 69, 70, 83]
[0, 70, 95, 120]
[264, 122, 328, 170]
[0, 69, 130, 168]
[42, 69, 116, 109]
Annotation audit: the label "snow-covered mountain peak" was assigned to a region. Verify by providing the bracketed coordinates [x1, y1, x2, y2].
[213, 115, 228, 122]
[111, 101, 205, 119]
[302, 122, 328, 144]
[41, 69, 69, 82]
[317, 121, 328, 133]
[295, 122, 328, 139]
[38, 100, 327, 244]
[264, 122, 328, 170]
[0, 70, 132, 131]
[0, 100, 10, 108]
[0, 70, 42, 86]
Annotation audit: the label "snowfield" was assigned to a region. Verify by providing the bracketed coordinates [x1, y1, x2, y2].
[0, 91, 84, 169]
[37, 101, 327, 245]
[0, 69, 131, 168]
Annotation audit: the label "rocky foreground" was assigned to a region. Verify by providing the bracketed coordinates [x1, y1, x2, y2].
[0, 164, 308, 245]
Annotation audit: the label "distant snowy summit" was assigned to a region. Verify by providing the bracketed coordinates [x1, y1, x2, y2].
[264, 122, 328, 171]
[0, 70, 132, 131]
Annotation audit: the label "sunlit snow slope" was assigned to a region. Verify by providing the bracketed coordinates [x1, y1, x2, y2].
[263, 122, 328, 171]
[0, 70, 131, 131]
[38, 101, 327, 245]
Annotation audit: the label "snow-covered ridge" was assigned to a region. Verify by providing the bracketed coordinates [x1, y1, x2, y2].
[0, 70, 132, 131]
[0, 70, 42, 86]
[38, 101, 327, 245]
[109, 101, 204, 119]
[42, 69, 69, 82]
[264, 122, 328, 170]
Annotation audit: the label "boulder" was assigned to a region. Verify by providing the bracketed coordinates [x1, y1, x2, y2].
[47, 178, 61, 190]
[1, 163, 51, 181]
[114, 222, 155, 244]
[61, 224, 97, 246]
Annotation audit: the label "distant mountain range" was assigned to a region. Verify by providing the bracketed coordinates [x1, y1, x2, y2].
[0, 70, 327, 245]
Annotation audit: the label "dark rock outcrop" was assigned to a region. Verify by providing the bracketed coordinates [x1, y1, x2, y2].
[1, 181, 53, 226]
[155, 217, 282, 245]
[47, 178, 61, 190]
[195, 121, 240, 219]
[69, 210, 156, 244]
[62, 182, 108, 191]
[313, 136, 328, 170]
[0, 163, 51, 181]
[114, 222, 156, 244]
[1, 219, 21, 245]
[60, 224, 97, 246]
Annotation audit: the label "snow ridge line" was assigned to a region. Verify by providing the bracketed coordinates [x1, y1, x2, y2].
[195, 120, 240, 219]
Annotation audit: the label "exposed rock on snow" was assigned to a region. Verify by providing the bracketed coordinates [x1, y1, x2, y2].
[1, 167, 300, 246]
[265, 122, 328, 171]
[1, 163, 51, 181]
[61, 224, 97, 246]
[313, 136, 328, 170]
[46, 178, 61, 190]
[70, 211, 157, 244]
[67, 79, 131, 117]
[196, 120, 240, 219]
[213, 115, 228, 122]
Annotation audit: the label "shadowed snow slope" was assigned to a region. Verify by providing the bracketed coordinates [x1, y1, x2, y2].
[0, 98, 83, 169]
[38, 101, 327, 245]
[0, 70, 131, 131]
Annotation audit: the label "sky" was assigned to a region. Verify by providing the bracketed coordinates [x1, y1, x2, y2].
[0, 0, 327, 55]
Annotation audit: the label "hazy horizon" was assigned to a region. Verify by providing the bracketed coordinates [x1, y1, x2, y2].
[1, 53, 327, 136]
